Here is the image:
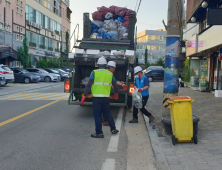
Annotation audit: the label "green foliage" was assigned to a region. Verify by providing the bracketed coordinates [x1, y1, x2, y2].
[181, 58, 190, 82]
[65, 31, 69, 53]
[155, 58, 165, 68]
[17, 36, 32, 68]
[35, 55, 72, 69]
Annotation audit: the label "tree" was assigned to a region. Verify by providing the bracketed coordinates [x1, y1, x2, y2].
[155, 58, 165, 68]
[144, 47, 148, 68]
[65, 31, 69, 53]
[17, 36, 31, 68]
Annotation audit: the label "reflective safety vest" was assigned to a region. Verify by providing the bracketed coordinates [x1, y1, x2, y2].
[91, 69, 113, 97]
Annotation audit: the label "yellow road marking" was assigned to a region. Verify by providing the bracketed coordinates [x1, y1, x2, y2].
[20, 93, 67, 100]
[0, 100, 61, 127]
[36, 94, 69, 100]
[2, 93, 49, 100]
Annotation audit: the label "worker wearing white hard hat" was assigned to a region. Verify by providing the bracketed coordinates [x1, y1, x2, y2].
[81, 56, 119, 138]
[101, 61, 127, 126]
[129, 66, 154, 124]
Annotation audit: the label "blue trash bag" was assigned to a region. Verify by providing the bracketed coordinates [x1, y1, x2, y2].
[117, 17, 124, 23]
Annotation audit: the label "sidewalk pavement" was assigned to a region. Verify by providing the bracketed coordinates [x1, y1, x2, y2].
[143, 82, 222, 170]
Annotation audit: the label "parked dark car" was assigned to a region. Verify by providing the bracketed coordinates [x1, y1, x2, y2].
[145, 68, 164, 82]
[11, 68, 41, 83]
[53, 68, 69, 80]
[44, 68, 68, 81]
[60, 68, 69, 73]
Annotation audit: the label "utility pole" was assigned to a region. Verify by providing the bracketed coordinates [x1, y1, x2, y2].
[162, 0, 182, 116]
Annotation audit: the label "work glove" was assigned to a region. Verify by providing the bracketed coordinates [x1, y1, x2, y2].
[81, 94, 89, 105]
[114, 93, 119, 100]
[122, 84, 127, 91]
[81, 96, 86, 105]
[138, 89, 143, 92]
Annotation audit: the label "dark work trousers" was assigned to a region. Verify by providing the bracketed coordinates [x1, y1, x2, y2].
[133, 96, 152, 119]
[92, 97, 116, 134]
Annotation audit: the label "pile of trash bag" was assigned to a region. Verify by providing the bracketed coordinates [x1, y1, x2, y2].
[133, 89, 143, 109]
[91, 6, 136, 40]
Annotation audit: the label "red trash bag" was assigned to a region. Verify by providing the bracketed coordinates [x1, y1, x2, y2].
[122, 21, 129, 28]
[92, 11, 103, 21]
[98, 6, 110, 17]
[123, 16, 129, 21]
[109, 6, 117, 14]
[126, 9, 136, 16]
[115, 7, 127, 17]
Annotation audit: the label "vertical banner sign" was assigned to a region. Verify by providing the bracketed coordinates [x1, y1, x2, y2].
[163, 36, 180, 108]
[220, 48, 222, 61]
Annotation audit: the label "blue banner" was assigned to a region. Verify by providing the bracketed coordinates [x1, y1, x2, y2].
[163, 36, 180, 94]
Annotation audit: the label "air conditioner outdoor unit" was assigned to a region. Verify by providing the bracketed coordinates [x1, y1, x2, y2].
[51, 31, 55, 36]
[27, 20, 32, 26]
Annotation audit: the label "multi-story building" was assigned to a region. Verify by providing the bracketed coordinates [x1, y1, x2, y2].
[136, 29, 166, 64]
[0, 0, 26, 66]
[186, 0, 222, 91]
[25, 0, 72, 64]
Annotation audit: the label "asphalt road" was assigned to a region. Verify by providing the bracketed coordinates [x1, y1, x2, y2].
[0, 83, 129, 170]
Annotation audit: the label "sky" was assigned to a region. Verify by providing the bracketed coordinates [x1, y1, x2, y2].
[69, 0, 169, 50]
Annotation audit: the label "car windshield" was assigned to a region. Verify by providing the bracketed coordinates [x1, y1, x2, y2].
[2, 66, 12, 71]
[20, 69, 29, 73]
[39, 69, 48, 73]
[50, 69, 59, 73]
[56, 69, 66, 73]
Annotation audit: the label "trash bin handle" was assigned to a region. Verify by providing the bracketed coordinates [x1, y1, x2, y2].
[168, 99, 194, 103]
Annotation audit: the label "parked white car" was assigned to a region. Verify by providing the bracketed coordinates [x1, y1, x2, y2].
[0, 73, 6, 86]
[0, 64, 14, 84]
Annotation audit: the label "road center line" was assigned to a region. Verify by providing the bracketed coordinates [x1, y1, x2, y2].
[101, 158, 115, 170]
[0, 100, 61, 127]
[107, 107, 123, 152]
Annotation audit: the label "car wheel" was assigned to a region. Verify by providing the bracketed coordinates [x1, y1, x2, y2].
[44, 76, 51, 82]
[24, 77, 30, 84]
[148, 77, 153, 82]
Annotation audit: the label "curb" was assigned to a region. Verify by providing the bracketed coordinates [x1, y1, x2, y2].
[143, 115, 170, 170]
[0, 83, 63, 97]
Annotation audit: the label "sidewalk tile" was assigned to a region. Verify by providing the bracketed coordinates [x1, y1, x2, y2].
[207, 160, 221, 167]
[194, 163, 209, 170]
[209, 149, 222, 155]
[169, 165, 183, 170]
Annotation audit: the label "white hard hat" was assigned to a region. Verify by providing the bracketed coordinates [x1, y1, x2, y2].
[107, 61, 116, 68]
[97, 56, 107, 65]
[134, 66, 143, 75]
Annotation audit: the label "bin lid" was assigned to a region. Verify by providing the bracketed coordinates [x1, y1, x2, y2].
[168, 96, 193, 102]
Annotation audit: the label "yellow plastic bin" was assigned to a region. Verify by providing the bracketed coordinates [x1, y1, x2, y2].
[167, 96, 197, 145]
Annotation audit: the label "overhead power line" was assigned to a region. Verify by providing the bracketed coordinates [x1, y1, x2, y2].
[137, 0, 142, 14]
[135, 0, 139, 11]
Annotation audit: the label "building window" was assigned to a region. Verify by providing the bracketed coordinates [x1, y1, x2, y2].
[20, 27, 23, 33]
[16, 0, 19, 4]
[29, 6, 33, 21]
[45, 16, 48, 29]
[16, 7, 19, 13]
[148, 35, 155, 41]
[26, 5, 29, 20]
[44, 1, 47, 7]
[17, 26, 19, 32]
[47, 2, 50, 9]
[20, 1, 22, 6]
[147, 45, 151, 50]
[16, 34, 19, 40]
[21, 9, 23, 15]
[0, 23, 2, 29]
[20, 35, 23, 41]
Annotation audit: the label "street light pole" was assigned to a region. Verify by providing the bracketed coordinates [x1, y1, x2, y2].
[162, 0, 181, 116]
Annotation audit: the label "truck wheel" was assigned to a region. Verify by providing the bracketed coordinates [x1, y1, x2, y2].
[127, 96, 132, 108]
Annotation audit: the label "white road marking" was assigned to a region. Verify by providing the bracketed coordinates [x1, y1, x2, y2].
[107, 107, 123, 152]
[101, 158, 115, 170]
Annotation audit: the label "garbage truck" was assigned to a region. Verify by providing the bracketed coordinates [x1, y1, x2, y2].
[64, 12, 137, 108]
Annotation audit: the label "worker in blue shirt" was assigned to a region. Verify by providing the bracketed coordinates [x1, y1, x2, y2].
[129, 66, 154, 123]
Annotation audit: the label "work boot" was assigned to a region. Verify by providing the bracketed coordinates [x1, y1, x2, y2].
[129, 118, 138, 123]
[111, 129, 119, 135]
[149, 116, 155, 123]
[103, 121, 109, 126]
[91, 133, 104, 138]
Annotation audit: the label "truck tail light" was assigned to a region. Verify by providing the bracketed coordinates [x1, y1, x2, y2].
[0, 71, 9, 74]
[129, 83, 134, 94]
[64, 79, 70, 93]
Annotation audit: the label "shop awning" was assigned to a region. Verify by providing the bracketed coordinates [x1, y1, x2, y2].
[0, 46, 18, 60]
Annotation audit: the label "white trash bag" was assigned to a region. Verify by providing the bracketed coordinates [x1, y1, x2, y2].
[133, 88, 143, 109]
